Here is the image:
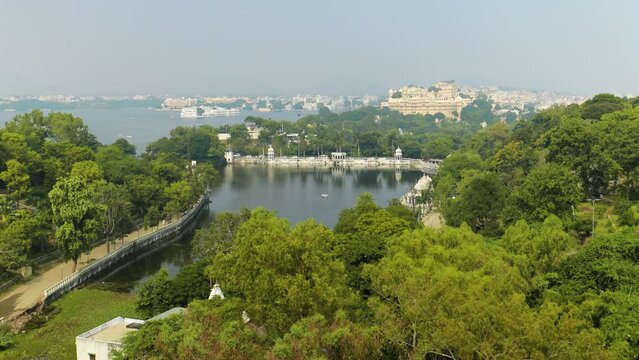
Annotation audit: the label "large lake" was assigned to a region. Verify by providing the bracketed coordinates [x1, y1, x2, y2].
[100, 166, 423, 291]
[0, 107, 313, 151]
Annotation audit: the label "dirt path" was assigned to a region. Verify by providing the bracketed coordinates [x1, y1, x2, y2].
[422, 211, 442, 228]
[0, 223, 170, 321]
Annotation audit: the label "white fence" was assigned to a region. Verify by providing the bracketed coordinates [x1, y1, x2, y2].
[42, 195, 209, 305]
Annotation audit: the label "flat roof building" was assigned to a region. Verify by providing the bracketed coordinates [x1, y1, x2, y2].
[75, 317, 143, 360]
[75, 308, 185, 360]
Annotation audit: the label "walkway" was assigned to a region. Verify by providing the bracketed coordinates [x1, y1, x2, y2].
[422, 211, 442, 228]
[0, 223, 170, 321]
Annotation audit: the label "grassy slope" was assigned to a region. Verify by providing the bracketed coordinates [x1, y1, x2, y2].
[1, 288, 137, 360]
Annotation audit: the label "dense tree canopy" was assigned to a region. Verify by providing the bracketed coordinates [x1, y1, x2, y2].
[0, 110, 218, 276]
[116, 94, 639, 359]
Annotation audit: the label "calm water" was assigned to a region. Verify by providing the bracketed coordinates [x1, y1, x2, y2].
[1, 107, 421, 292]
[0, 107, 313, 152]
[99, 166, 422, 291]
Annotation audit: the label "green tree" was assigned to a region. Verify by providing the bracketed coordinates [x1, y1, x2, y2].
[170, 261, 210, 307]
[112, 138, 137, 156]
[365, 226, 611, 359]
[335, 209, 411, 292]
[207, 208, 356, 337]
[594, 108, 639, 195]
[436, 151, 485, 182]
[500, 216, 575, 280]
[466, 122, 510, 159]
[191, 162, 218, 196]
[48, 176, 103, 272]
[47, 112, 99, 149]
[116, 298, 265, 359]
[490, 141, 537, 174]
[0, 215, 32, 273]
[543, 117, 619, 197]
[0, 159, 30, 206]
[96, 145, 141, 184]
[460, 96, 495, 127]
[4, 109, 49, 152]
[70, 160, 103, 182]
[164, 180, 194, 215]
[94, 181, 131, 253]
[505, 163, 583, 224]
[229, 124, 250, 152]
[126, 175, 165, 218]
[136, 268, 173, 318]
[421, 134, 455, 159]
[440, 170, 505, 235]
[334, 192, 379, 234]
[144, 205, 162, 229]
[270, 312, 381, 359]
[192, 209, 251, 258]
[556, 228, 639, 298]
[581, 93, 625, 121]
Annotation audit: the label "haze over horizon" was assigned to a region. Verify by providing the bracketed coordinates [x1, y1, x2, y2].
[1, 0, 637, 96]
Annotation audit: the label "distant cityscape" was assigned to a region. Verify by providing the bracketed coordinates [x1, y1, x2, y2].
[0, 83, 592, 117]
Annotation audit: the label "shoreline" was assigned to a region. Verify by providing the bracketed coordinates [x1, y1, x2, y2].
[231, 156, 439, 173]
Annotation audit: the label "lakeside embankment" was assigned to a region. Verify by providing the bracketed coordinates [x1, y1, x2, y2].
[0, 195, 208, 325]
[231, 155, 440, 173]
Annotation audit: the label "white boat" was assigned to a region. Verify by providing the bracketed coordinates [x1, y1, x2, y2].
[321, 194, 329, 198]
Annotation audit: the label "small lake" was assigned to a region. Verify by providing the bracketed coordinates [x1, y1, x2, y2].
[1, 107, 424, 292]
[99, 166, 423, 291]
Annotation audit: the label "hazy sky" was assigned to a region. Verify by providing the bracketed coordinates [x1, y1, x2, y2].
[1, 0, 637, 96]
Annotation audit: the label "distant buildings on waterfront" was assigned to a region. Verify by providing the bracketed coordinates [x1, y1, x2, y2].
[381, 81, 471, 119]
[379, 80, 595, 120]
[162, 97, 197, 110]
[0, 86, 599, 115]
[468, 86, 590, 110]
[161, 94, 379, 113]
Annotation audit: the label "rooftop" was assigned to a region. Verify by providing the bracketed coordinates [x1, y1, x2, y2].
[76, 317, 144, 345]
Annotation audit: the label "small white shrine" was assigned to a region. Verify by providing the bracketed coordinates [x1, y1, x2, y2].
[208, 283, 224, 300]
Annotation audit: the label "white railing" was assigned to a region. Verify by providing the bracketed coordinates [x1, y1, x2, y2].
[42, 195, 208, 305]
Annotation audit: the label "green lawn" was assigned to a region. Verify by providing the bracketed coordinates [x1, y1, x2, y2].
[1, 288, 138, 360]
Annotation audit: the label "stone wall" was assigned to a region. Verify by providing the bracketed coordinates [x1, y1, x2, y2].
[42, 195, 209, 306]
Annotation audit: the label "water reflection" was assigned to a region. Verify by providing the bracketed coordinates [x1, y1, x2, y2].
[102, 168, 423, 292]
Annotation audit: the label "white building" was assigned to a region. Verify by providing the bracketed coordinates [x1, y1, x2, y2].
[76, 317, 144, 360]
[76, 308, 185, 360]
[162, 97, 197, 109]
[400, 174, 433, 209]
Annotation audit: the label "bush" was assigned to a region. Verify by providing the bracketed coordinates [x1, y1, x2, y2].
[0, 323, 15, 350]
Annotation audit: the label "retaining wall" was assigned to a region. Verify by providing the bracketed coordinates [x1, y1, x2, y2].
[42, 195, 209, 306]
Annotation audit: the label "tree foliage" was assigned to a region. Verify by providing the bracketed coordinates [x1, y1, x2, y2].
[49, 176, 104, 271]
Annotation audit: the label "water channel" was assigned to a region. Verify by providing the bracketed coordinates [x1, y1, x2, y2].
[99, 166, 423, 292]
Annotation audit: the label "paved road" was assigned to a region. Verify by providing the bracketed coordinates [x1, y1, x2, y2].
[0, 223, 169, 321]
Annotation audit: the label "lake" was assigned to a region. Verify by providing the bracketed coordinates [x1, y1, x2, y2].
[99, 166, 423, 291]
[1, 106, 423, 292]
[0, 107, 314, 152]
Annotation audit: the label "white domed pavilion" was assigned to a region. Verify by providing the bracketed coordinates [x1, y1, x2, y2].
[267, 145, 275, 161]
[394, 146, 403, 160]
